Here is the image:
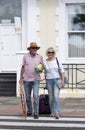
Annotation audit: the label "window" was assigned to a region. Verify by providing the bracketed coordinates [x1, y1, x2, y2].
[0, 0, 21, 24]
[67, 4, 85, 57]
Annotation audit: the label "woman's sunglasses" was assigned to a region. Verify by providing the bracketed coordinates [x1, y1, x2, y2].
[47, 51, 55, 54]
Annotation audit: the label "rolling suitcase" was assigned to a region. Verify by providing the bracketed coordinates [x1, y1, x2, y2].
[39, 88, 51, 114]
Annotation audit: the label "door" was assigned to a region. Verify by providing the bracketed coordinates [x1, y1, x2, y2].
[0, 25, 21, 72]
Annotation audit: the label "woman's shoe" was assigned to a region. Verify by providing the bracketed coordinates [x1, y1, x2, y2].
[55, 114, 60, 119]
[59, 113, 61, 117]
[49, 113, 54, 117]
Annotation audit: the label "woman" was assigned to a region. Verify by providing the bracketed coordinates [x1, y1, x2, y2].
[44, 47, 65, 119]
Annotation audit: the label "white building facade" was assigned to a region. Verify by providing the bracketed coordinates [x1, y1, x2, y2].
[0, 0, 85, 96]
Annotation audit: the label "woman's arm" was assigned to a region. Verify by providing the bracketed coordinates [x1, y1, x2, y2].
[61, 72, 65, 87]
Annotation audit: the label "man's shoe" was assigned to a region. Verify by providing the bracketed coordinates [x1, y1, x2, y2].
[27, 113, 32, 116]
[34, 115, 39, 119]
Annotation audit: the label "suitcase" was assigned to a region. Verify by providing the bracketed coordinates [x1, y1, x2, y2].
[39, 88, 51, 114]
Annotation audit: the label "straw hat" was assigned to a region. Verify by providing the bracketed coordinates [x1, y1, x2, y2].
[27, 42, 40, 50]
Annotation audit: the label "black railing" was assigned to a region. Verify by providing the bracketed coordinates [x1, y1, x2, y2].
[40, 64, 85, 90]
[63, 64, 85, 90]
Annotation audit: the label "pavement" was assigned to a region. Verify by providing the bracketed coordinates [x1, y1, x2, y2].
[0, 93, 85, 117]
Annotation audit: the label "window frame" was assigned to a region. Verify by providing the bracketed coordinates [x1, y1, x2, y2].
[67, 3, 85, 58]
[57, 0, 85, 63]
[0, 0, 22, 25]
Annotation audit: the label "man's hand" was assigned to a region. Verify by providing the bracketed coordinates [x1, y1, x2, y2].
[19, 79, 23, 84]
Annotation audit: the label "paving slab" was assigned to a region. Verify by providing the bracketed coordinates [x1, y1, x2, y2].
[0, 97, 85, 117]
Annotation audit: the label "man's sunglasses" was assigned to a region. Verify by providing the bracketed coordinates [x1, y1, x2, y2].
[47, 51, 55, 54]
[30, 47, 38, 49]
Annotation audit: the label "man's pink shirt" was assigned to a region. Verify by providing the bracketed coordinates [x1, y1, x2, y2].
[22, 53, 43, 81]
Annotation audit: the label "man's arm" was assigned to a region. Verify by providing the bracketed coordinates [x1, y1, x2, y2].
[19, 66, 24, 84]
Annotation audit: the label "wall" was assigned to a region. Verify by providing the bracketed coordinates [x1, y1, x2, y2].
[17, 0, 60, 96]
[36, 0, 58, 58]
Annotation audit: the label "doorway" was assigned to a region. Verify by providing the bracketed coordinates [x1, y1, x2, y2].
[0, 25, 21, 71]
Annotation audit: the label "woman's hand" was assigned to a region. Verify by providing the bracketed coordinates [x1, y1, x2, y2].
[61, 79, 65, 87]
[61, 72, 65, 87]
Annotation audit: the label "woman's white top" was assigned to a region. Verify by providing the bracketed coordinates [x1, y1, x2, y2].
[44, 58, 64, 79]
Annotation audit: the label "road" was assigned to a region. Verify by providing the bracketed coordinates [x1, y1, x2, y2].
[0, 116, 85, 130]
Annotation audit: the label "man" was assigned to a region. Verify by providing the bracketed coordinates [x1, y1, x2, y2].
[19, 42, 43, 119]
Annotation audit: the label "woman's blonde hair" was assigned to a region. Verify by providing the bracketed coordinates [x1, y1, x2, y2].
[46, 47, 56, 56]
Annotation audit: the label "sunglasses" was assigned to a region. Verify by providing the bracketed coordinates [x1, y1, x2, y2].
[47, 51, 55, 54]
[30, 47, 38, 49]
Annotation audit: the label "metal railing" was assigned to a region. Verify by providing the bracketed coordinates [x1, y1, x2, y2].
[40, 64, 85, 90]
[63, 64, 85, 89]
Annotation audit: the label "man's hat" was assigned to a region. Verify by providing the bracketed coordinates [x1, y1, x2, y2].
[27, 42, 40, 50]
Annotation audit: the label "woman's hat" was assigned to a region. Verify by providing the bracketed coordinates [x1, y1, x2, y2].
[27, 42, 40, 50]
